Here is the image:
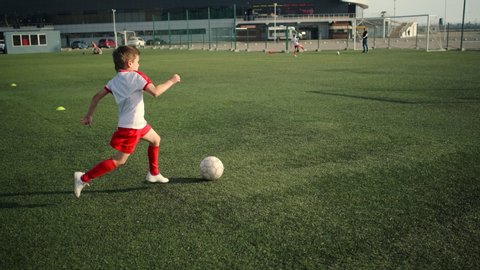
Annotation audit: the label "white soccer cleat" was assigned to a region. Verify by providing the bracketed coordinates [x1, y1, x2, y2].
[146, 172, 169, 183]
[74, 172, 89, 198]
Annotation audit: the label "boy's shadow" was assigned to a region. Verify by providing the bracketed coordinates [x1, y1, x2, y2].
[0, 177, 206, 199]
[163, 177, 206, 184]
[0, 178, 206, 209]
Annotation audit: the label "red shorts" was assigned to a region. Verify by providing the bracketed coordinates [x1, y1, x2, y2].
[110, 124, 152, 154]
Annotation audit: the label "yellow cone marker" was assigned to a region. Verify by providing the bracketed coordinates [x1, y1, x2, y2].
[56, 106, 66, 111]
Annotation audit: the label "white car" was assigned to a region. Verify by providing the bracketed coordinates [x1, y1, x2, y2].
[0, 40, 5, 53]
[127, 37, 145, 48]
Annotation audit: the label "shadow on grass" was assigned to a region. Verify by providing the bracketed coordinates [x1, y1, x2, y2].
[0, 202, 53, 209]
[0, 186, 149, 198]
[0, 178, 205, 198]
[307, 91, 480, 104]
[167, 177, 206, 184]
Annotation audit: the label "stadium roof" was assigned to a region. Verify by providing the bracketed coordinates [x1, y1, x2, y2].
[341, 0, 369, 9]
[2, 0, 369, 15]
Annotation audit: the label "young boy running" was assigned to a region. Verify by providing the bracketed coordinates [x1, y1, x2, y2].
[74, 45, 181, 198]
[291, 34, 305, 57]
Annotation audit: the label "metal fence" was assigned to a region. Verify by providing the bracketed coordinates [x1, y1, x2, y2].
[147, 13, 480, 52]
[148, 29, 480, 52]
[52, 10, 480, 52]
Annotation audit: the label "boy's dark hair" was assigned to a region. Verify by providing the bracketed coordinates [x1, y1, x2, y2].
[112, 45, 140, 71]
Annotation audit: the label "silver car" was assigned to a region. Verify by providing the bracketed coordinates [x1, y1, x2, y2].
[127, 37, 145, 48]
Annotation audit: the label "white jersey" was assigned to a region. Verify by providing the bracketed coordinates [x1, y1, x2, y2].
[105, 70, 152, 129]
[291, 36, 299, 46]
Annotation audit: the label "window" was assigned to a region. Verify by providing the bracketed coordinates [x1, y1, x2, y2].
[22, 35, 30, 45]
[39, 34, 47, 45]
[12, 33, 48, 47]
[13, 35, 21, 46]
[31, 35, 39, 45]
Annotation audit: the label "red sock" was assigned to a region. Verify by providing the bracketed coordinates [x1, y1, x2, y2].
[148, 145, 160, 175]
[81, 159, 117, 183]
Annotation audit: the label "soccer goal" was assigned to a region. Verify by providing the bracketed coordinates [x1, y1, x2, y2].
[356, 14, 445, 52]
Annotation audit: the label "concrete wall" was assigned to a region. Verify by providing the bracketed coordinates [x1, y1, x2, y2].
[4, 30, 61, 54]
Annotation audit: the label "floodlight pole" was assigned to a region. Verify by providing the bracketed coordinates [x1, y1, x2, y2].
[392, 0, 396, 37]
[152, 14, 156, 45]
[444, 0, 447, 28]
[393, 0, 396, 19]
[112, 9, 117, 48]
[186, 10, 190, 49]
[233, 4, 237, 50]
[444, 0, 448, 48]
[460, 0, 466, 51]
[208, 7, 211, 50]
[426, 15, 430, 51]
[274, 3, 277, 42]
[168, 12, 171, 48]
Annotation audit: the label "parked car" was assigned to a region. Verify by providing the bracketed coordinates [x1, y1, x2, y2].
[0, 39, 7, 53]
[0, 40, 5, 53]
[71, 40, 88, 49]
[146, 38, 166, 46]
[127, 37, 145, 48]
[98, 39, 116, 48]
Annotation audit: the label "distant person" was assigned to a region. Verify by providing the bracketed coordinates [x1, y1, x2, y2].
[74, 45, 181, 198]
[361, 29, 369, 53]
[91, 42, 102, 54]
[291, 34, 305, 57]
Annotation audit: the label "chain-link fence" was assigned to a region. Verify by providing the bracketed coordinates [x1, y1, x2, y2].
[149, 15, 480, 52]
[53, 6, 480, 52]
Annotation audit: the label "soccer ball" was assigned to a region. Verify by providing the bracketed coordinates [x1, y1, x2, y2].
[199, 156, 224, 180]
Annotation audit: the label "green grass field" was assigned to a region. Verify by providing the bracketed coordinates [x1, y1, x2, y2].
[1, 49, 479, 269]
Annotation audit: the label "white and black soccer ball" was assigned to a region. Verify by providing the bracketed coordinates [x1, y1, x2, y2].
[199, 156, 224, 181]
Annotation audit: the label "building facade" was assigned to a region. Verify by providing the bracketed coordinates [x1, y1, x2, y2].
[3, 30, 61, 54]
[1, 1, 369, 50]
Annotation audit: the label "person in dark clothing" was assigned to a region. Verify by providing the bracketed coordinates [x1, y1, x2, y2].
[361, 29, 368, 53]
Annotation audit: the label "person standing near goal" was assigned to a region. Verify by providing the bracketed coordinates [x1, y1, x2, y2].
[74, 45, 181, 198]
[291, 33, 305, 57]
[361, 29, 369, 53]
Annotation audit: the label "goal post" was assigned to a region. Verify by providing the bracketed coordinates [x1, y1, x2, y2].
[356, 14, 445, 52]
[425, 15, 446, 52]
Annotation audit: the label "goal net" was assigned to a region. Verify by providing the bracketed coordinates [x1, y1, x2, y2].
[356, 14, 445, 51]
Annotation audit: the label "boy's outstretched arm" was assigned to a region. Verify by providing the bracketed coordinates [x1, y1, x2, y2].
[80, 88, 110, 126]
[145, 74, 181, 97]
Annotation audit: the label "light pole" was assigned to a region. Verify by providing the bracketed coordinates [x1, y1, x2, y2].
[273, 3, 277, 42]
[391, 0, 396, 39]
[393, 0, 396, 21]
[460, 0, 466, 51]
[444, 0, 448, 44]
[444, 0, 447, 25]
[112, 9, 118, 48]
